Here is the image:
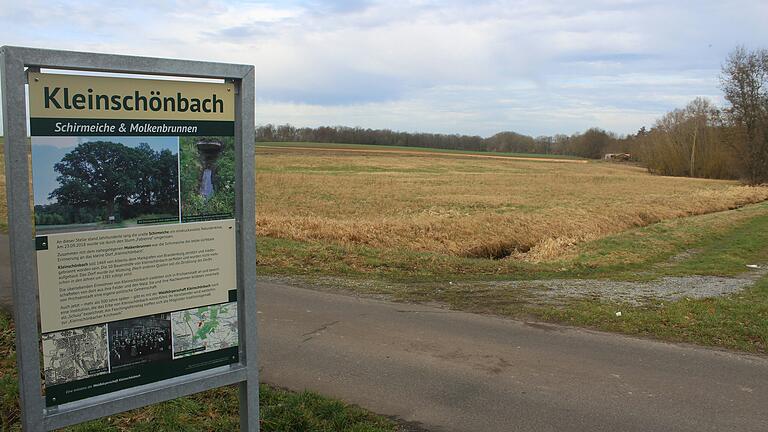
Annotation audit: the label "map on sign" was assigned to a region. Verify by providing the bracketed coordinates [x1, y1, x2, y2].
[171, 302, 238, 358]
[42, 325, 110, 385]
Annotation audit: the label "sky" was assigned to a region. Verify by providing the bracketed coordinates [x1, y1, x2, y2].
[1, 0, 768, 137]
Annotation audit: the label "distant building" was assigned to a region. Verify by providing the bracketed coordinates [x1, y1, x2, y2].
[603, 153, 631, 162]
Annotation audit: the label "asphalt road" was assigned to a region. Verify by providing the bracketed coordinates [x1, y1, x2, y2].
[258, 281, 768, 432]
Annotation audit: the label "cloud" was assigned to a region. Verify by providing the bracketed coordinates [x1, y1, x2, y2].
[31, 136, 78, 149]
[1, 0, 768, 136]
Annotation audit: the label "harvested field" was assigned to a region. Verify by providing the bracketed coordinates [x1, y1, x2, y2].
[256, 145, 768, 262]
[257, 144, 588, 163]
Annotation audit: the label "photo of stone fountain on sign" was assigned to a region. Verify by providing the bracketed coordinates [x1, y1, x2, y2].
[179, 135, 235, 222]
[197, 138, 222, 199]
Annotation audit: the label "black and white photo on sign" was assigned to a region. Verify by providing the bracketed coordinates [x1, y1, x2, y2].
[107, 314, 172, 369]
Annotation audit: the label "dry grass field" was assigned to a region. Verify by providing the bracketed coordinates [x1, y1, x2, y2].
[256, 145, 768, 262]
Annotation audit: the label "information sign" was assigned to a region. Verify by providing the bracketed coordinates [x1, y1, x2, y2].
[1, 46, 258, 431]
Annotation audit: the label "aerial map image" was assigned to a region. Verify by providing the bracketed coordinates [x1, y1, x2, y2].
[171, 302, 238, 359]
[42, 325, 110, 386]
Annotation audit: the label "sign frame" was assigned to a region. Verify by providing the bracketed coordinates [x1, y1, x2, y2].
[0, 46, 258, 431]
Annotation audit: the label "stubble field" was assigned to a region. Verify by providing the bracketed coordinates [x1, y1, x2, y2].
[256, 143, 768, 263]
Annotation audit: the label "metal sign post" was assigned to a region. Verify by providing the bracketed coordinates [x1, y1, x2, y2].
[0, 46, 258, 431]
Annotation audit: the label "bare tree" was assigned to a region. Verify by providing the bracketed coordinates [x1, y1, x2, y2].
[635, 98, 734, 179]
[721, 46, 768, 184]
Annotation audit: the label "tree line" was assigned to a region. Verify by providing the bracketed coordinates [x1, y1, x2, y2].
[256, 123, 623, 160]
[257, 47, 768, 185]
[257, 124, 487, 152]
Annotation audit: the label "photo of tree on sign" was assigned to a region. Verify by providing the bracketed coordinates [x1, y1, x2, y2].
[32, 136, 180, 233]
[179, 136, 235, 222]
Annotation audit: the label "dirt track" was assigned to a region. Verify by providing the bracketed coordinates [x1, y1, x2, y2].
[256, 145, 590, 164]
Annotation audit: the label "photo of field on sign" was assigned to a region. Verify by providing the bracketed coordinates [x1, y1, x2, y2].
[32, 136, 180, 233]
[179, 135, 235, 222]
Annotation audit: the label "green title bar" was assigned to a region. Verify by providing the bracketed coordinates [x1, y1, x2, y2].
[30, 118, 234, 136]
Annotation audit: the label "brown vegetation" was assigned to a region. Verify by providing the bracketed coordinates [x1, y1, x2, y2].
[256, 146, 768, 262]
[257, 144, 587, 164]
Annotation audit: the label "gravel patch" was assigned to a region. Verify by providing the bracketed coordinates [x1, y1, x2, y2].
[259, 266, 768, 307]
[489, 268, 767, 306]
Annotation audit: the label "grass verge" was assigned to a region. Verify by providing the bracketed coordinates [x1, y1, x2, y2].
[535, 277, 768, 353]
[0, 314, 398, 432]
